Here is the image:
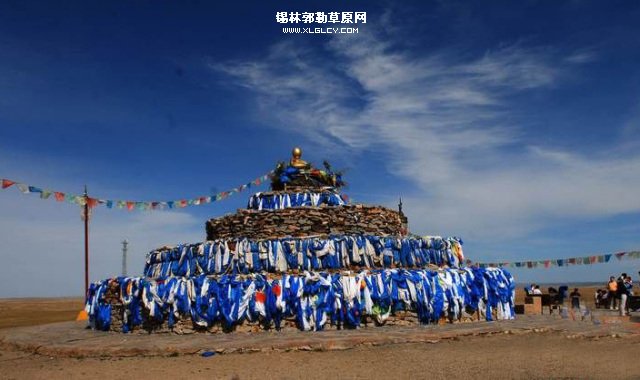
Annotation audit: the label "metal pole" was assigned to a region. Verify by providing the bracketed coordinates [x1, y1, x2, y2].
[122, 239, 128, 277]
[84, 185, 89, 298]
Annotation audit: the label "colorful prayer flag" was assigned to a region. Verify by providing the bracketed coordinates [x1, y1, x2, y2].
[16, 184, 30, 193]
[0, 170, 274, 212]
[1, 179, 15, 189]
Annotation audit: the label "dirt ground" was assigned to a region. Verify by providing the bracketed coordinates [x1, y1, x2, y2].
[1, 332, 638, 379]
[1, 293, 638, 380]
[0, 298, 83, 329]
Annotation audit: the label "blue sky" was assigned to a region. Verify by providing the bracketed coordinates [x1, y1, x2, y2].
[1, 1, 640, 297]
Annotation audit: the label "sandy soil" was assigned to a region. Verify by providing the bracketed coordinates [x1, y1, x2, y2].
[0, 298, 83, 329]
[1, 292, 637, 379]
[1, 332, 638, 379]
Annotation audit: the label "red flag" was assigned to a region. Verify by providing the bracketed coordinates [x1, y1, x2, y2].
[2, 179, 15, 189]
[54, 192, 65, 201]
[126, 201, 134, 211]
[87, 197, 98, 208]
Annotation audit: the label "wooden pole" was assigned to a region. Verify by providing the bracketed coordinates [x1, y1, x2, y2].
[84, 185, 89, 298]
[76, 186, 90, 321]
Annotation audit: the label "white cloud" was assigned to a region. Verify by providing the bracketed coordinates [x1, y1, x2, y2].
[564, 48, 598, 64]
[214, 31, 640, 243]
[0, 171, 202, 297]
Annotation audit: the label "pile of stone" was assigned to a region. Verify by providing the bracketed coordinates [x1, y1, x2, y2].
[88, 267, 509, 334]
[206, 205, 404, 240]
[85, 148, 516, 335]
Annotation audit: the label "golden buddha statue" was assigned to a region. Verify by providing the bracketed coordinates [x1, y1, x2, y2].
[290, 147, 310, 169]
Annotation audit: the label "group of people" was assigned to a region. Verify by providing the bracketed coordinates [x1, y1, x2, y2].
[526, 272, 637, 316]
[595, 273, 634, 316]
[526, 284, 580, 311]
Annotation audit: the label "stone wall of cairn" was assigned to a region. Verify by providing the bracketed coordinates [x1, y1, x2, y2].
[108, 306, 482, 334]
[205, 204, 404, 240]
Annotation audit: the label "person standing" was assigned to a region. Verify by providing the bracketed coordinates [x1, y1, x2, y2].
[607, 276, 618, 310]
[570, 288, 581, 310]
[617, 273, 628, 316]
[624, 276, 633, 313]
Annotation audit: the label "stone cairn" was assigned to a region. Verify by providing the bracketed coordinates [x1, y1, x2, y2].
[205, 204, 404, 240]
[85, 148, 516, 334]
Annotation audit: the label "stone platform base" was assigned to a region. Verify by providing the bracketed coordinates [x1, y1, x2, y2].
[590, 309, 634, 324]
[1, 315, 639, 359]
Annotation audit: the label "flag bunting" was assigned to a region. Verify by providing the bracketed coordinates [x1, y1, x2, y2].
[0, 171, 273, 211]
[467, 251, 640, 269]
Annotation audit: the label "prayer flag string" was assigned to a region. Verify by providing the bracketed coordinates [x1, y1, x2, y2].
[0, 171, 273, 211]
[467, 250, 640, 269]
